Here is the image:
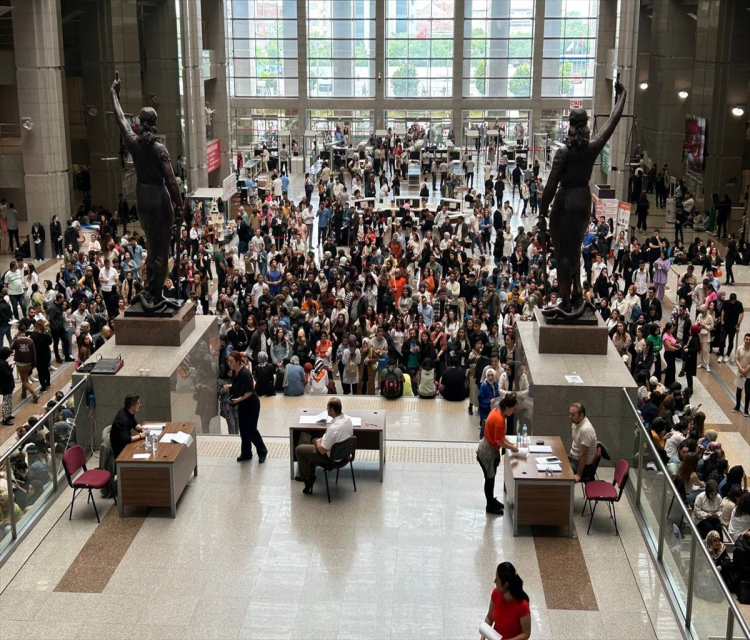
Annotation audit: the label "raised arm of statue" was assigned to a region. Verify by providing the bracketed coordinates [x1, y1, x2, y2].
[110, 72, 133, 140]
[590, 81, 627, 155]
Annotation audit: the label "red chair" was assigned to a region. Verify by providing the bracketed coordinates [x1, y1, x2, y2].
[583, 459, 629, 535]
[62, 445, 116, 523]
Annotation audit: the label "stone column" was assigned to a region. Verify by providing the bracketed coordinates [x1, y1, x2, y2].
[529, 0, 546, 143]
[487, 0, 510, 98]
[14, 0, 71, 256]
[179, 0, 208, 189]
[451, 0, 465, 141]
[296, 0, 310, 148]
[590, 0, 617, 187]
[332, 1, 354, 98]
[202, 0, 230, 180]
[605, 0, 639, 200]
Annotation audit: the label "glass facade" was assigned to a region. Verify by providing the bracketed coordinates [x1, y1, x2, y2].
[385, 0, 455, 98]
[233, 108, 299, 147]
[307, 0, 376, 98]
[541, 0, 598, 97]
[463, 0, 534, 98]
[228, 0, 299, 97]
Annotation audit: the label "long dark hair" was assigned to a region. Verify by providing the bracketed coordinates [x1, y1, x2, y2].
[564, 109, 590, 150]
[137, 107, 159, 146]
[496, 562, 529, 603]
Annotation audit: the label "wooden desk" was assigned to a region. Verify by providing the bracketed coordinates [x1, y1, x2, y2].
[289, 409, 386, 482]
[503, 436, 575, 536]
[116, 421, 198, 518]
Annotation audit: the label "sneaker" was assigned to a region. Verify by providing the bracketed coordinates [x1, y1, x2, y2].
[492, 498, 505, 510]
[744, 412, 750, 418]
[717, 357, 723, 364]
[486, 503, 504, 515]
[706, 366, 711, 373]
[733, 408, 740, 413]
[697, 363, 704, 369]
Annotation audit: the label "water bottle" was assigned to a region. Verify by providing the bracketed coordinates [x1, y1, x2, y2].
[520, 424, 528, 447]
[152, 431, 158, 454]
[144, 430, 151, 451]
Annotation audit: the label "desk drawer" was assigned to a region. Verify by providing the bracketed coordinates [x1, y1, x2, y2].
[517, 484, 571, 527]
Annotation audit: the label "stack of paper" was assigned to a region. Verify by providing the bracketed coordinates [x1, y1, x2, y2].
[510, 448, 529, 459]
[160, 431, 194, 446]
[529, 445, 553, 454]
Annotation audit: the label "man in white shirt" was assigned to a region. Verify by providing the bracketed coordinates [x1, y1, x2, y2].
[272, 174, 283, 202]
[568, 403, 598, 482]
[98, 257, 118, 317]
[634, 260, 650, 303]
[71, 299, 89, 337]
[250, 275, 265, 307]
[294, 397, 354, 493]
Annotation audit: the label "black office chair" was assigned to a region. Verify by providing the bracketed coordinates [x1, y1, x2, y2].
[317, 436, 358, 503]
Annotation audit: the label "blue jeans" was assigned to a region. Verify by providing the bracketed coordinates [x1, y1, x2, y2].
[9, 294, 26, 320]
[0, 325, 10, 347]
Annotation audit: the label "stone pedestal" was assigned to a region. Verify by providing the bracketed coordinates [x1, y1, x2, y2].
[116, 302, 197, 346]
[73, 315, 218, 445]
[533, 308, 610, 355]
[515, 320, 637, 462]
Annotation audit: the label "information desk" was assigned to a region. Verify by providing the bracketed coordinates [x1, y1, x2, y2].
[503, 436, 575, 536]
[116, 421, 198, 518]
[289, 409, 386, 482]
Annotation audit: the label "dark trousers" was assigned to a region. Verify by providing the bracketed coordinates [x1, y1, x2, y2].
[9, 294, 25, 320]
[466, 172, 474, 188]
[102, 290, 117, 318]
[51, 328, 70, 361]
[674, 222, 683, 244]
[37, 362, 51, 389]
[8, 229, 19, 252]
[725, 260, 735, 285]
[637, 212, 648, 231]
[34, 242, 44, 261]
[664, 351, 677, 387]
[239, 395, 266, 459]
[720, 327, 737, 358]
[52, 237, 63, 256]
[717, 213, 728, 238]
[735, 379, 750, 413]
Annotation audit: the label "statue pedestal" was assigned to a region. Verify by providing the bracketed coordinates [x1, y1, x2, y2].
[73, 316, 219, 446]
[116, 302, 197, 347]
[533, 308, 609, 355]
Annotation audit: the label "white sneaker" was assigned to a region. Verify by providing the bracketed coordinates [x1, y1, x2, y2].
[698, 363, 704, 369]
[717, 357, 723, 363]
[706, 366, 711, 373]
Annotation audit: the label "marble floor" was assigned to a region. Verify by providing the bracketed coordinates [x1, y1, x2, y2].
[1, 426, 689, 640]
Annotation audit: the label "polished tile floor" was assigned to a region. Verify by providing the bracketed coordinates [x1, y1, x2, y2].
[0, 433, 686, 640]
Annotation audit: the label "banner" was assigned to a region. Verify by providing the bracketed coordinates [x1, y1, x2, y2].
[600, 142, 610, 176]
[222, 172, 237, 202]
[207, 139, 221, 173]
[615, 201, 631, 240]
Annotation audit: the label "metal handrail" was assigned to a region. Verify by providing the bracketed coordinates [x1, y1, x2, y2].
[623, 388, 750, 640]
[0, 378, 88, 549]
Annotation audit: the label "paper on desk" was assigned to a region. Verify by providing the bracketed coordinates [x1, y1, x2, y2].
[510, 448, 529, 458]
[146, 423, 166, 431]
[133, 453, 151, 459]
[529, 445, 553, 454]
[160, 431, 193, 446]
[536, 462, 562, 472]
[299, 415, 362, 427]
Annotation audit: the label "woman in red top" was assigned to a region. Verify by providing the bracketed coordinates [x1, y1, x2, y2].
[484, 562, 532, 640]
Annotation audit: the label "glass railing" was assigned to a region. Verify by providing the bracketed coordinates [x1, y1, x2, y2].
[0, 379, 89, 561]
[621, 388, 750, 640]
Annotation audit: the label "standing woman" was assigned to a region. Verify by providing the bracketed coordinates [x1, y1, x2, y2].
[50, 215, 63, 259]
[483, 561, 532, 640]
[652, 251, 671, 302]
[662, 322, 679, 387]
[477, 368, 499, 439]
[0, 347, 14, 426]
[683, 325, 701, 391]
[225, 351, 267, 463]
[30, 321, 52, 393]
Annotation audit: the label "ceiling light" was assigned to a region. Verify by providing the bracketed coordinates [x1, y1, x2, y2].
[732, 107, 745, 117]
[678, 90, 689, 99]
[21, 117, 34, 131]
[639, 82, 648, 90]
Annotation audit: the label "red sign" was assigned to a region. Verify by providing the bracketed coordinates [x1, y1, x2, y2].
[570, 99, 583, 109]
[207, 139, 221, 173]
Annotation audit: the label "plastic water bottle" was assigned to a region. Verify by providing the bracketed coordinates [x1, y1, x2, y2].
[144, 431, 152, 452]
[152, 432, 158, 455]
[520, 424, 528, 447]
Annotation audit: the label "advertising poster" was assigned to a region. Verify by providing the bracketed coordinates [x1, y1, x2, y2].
[207, 139, 221, 173]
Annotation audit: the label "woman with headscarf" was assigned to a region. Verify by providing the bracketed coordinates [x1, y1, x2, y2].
[283, 356, 306, 397]
[706, 530, 736, 589]
[697, 304, 714, 372]
[253, 352, 276, 397]
[341, 334, 361, 395]
[478, 368, 499, 439]
[308, 358, 329, 395]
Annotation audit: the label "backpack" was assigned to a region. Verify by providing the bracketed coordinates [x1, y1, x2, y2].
[381, 369, 403, 399]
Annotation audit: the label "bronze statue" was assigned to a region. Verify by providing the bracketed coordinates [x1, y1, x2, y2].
[540, 81, 627, 319]
[111, 72, 183, 314]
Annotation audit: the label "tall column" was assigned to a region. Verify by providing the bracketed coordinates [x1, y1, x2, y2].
[179, 0, 208, 189]
[332, 1, 354, 98]
[14, 0, 71, 255]
[374, 0, 385, 129]
[529, 0, 546, 143]
[451, 0, 465, 142]
[591, 0, 617, 187]
[603, 0, 639, 199]
[487, 0, 510, 98]
[203, 0, 230, 179]
[296, 0, 310, 148]
[143, 0, 184, 169]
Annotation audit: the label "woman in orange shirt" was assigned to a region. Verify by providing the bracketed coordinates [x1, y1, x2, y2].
[476, 394, 519, 515]
[484, 562, 532, 640]
[422, 267, 436, 296]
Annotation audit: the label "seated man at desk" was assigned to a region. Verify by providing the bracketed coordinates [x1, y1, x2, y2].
[294, 397, 353, 495]
[567, 402, 598, 483]
[110, 395, 148, 459]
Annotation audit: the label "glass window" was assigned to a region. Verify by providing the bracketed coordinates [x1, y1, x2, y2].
[541, 0, 598, 97]
[386, 0, 455, 98]
[228, 0, 299, 97]
[463, 0, 534, 98]
[233, 108, 299, 148]
[307, 0, 376, 98]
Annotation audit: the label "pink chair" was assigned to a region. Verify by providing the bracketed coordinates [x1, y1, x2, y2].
[583, 459, 629, 535]
[62, 445, 116, 523]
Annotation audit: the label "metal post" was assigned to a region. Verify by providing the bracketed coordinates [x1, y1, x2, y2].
[5, 457, 17, 540]
[725, 608, 734, 640]
[636, 423, 644, 506]
[49, 416, 58, 491]
[685, 533, 697, 627]
[657, 471, 668, 560]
